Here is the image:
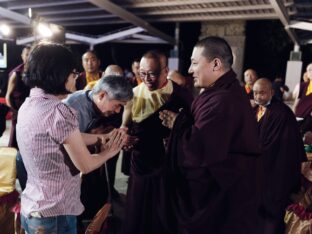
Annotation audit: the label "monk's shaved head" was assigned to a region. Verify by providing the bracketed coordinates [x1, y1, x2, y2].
[253, 78, 274, 106]
[104, 64, 124, 77]
[254, 78, 272, 91]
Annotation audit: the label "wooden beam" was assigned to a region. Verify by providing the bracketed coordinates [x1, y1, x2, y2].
[45, 14, 114, 23]
[145, 13, 278, 22]
[137, 4, 274, 15]
[269, 0, 300, 45]
[0, 7, 31, 24]
[87, 0, 176, 45]
[37, 7, 102, 16]
[93, 27, 145, 44]
[123, 0, 240, 8]
[7, 0, 86, 10]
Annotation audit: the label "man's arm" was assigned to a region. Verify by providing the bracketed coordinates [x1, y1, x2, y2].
[81, 132, 109, 146]
[121, 100, 133, 128]
[81, 128, 128, 146]
[292, 97, 300, 113]
[5, 72, 17, 109]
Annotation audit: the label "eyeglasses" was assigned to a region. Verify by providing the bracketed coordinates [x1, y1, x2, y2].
[139, 71, 158, 79]
[139, 67, 166, 79]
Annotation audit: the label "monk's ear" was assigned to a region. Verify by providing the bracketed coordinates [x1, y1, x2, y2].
[213, 58, 222, 71]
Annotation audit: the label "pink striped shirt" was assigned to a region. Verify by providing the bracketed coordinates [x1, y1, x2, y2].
[16, 88, 84, 217]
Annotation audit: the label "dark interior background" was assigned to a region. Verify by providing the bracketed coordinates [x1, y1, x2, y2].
[1, 20, 312, 96]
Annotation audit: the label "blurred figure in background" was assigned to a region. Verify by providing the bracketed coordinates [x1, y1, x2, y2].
[294, 63, 312, 135]
[131, 58, 142, 86]
[103, 64, 124, 77]
[5, 46, 31, 148]
[272, 76, 290, 102]
[292, 72, 309, 100]
[76, 50, 102, 90]
[243, 68, 258, 107]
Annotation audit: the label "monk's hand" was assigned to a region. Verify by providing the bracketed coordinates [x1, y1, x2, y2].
[119, 126, 138, 151]
[304, 131, 312, 144]
[159, 110, 178, 129]
[250, 99, 256, 108]
[307, 153, 312, 161]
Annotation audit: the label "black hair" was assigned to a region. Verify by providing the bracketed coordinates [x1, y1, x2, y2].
[132, 58, 140, 65]
[196, 36, 233, 69]
[24, 41, 76, 95]
[83, 50, 99, 59]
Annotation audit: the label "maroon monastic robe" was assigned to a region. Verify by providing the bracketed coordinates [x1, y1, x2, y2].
[122, 82, 193, 234]
[160, 70, 261, 234]
[295, 81, 311, 117]
[256, 98, 306, 224]
[295, 81, 312, 134]
[75, 71, 102, 90]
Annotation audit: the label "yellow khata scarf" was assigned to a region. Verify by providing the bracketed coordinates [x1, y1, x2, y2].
[84, 80, 98, 90]
[245, 84, 251, 94]
[306, 81, 312, 96]
[257, 106, 266, 122]
[132, 80, 173, 123]
[86, 72, 100, 85]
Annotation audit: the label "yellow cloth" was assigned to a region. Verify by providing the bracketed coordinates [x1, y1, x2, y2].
[132, 80, 173, 123]
[306, 81, 312, 96]
[136, 77, 142, 85]
[0, 147, 17, 197]
[245, 84, 251, 94]
[86, 72, 100, 85]
[84, 80, 99, 90]
[257, 106, 266, 122]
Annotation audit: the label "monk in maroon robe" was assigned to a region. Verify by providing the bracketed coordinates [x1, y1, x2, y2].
[294, 63, 312, 134]
[121, 51, 193, 234]
[253, 78, 306, 234]
[159, 37, 261, 234]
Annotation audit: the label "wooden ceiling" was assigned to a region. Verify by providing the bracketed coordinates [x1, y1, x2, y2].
[0, 0, 311, 45]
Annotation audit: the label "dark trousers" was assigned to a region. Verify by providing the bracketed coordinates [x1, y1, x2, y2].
[257, 213, 285, 234]
[0, 104, 9, 137]
[16, 151, 27, 191]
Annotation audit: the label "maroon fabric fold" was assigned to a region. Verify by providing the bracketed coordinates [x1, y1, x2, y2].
[295, 81, 312, 118]
[0, 190, 19, 205]
[287, 203, 312, 220]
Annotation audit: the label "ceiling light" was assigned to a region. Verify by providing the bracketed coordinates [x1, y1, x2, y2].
[0, 24, 11, 36]
[28, 8, 32, 18]
[37, 23, 52, 37]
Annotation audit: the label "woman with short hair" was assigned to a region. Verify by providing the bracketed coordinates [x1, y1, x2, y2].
[17, 41, 126, 233]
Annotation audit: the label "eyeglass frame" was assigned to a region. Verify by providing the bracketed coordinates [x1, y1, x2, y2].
[139, 66, 167, 80]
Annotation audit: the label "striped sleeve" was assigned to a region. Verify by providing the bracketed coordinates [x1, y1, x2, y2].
[48, 103, 79, 144]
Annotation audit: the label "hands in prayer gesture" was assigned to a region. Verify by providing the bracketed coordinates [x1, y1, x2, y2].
[100, 128, 127, 159]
